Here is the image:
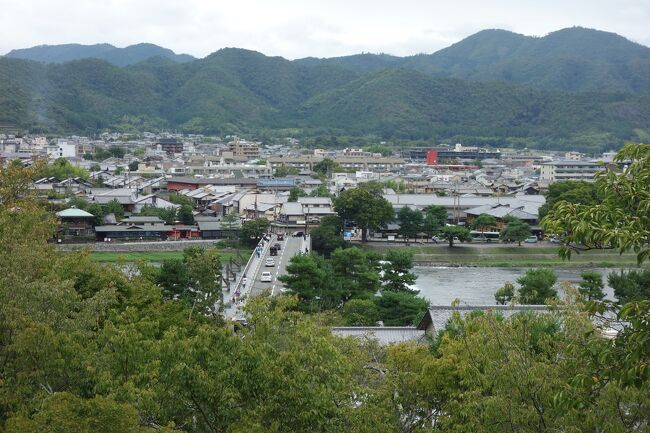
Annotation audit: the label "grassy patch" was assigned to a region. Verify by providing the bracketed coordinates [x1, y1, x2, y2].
[89, 249, 249, 263]
[359, 243, 643, 267]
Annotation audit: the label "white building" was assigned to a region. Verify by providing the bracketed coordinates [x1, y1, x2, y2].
[539, 160, 599, 184]
[46, 140, 77, 159]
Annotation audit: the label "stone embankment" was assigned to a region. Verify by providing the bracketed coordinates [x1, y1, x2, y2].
[56, 239, 221, 253]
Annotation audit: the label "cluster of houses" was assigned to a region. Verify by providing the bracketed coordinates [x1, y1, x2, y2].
[2, 130, 622, 244]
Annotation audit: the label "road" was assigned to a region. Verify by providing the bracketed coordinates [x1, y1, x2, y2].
[249, 233, 305, 297]
[225, 233, 308, 319]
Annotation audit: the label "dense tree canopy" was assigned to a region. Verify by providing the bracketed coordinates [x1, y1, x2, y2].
[2, 155, 650, 432]
[543, 144, 650, 263]
[334, 182, 394, 242]
[538, 180, 602, 219]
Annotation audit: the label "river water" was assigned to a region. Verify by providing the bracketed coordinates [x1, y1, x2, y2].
[411, 266, 628, 305]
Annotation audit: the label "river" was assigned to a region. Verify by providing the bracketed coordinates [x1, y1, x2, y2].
[411, 266, 629, 305]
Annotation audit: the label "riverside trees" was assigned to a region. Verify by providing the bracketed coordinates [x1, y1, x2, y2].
[334, 182, 394, 242]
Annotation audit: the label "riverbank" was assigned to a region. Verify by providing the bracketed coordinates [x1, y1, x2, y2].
[87, 249, 250, 263]
[360, 244, 644, 268]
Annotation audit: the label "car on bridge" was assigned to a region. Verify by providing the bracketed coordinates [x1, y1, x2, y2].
[260, 271, 272, 282]
[265, 258, 275, 267]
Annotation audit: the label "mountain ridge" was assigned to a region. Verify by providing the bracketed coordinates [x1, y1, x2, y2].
[1, 28, 650, 152]
[5, 43, 195, 67]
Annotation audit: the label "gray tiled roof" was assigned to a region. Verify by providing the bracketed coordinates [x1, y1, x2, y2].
[332, 327, 426, 345]
[418, 305, 549, 333]
[464, 204, 538, 220]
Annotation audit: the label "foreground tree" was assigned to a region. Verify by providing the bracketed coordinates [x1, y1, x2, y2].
[310, 215, 347, 256]
[543, 144, 650, 263]
[342, 299, 379, 326]
[381, 250, 417, 293]
[538, 179, 601, 219]
[330, 247, 381, 300]
[579, 270, 606, 301]
[516, 268, 558, 304]
[494, 282, 515, 305]
[374, 291, 429, 326]
[607, 269, 650, 304]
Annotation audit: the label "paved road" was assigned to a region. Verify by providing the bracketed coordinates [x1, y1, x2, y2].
[225, 233, 308, 319]
[250, 234, 304, 297]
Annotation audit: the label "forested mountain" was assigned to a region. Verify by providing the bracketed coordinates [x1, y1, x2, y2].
[5, 43, 195, 66]
[297, 27, 650, 93]
[2, 30, 650, 152]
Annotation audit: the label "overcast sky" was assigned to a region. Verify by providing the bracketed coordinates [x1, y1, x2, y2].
[1, 0, 649, 59]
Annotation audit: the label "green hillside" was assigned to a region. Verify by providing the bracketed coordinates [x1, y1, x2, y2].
[1, 45, 649, 151]
[300, 27, 650, 94]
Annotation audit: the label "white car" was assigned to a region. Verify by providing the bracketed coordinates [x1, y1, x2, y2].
[260, 271, 273, 282]
[525, 236, 538, 243]
[265, 257, 275, 267]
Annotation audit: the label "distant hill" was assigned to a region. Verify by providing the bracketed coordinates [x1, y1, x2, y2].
[295, 53, 403, 74]
[2, 46, 649, 153]
[5, 43, 195, 67]
[297, 27, 650, 93]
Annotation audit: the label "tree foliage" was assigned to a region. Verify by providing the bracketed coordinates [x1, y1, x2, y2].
[396, 206, 423, 242]
[313, 158, 342, 176]
[538, 180, 601, 219]
[36, 157, 90, 181]
[608, 269, 650, 304]
[440, 225, 471, 247]
[472, 213, 497, 235]
[176, 204, 194, 225]
[288, 187, 308, 202]
[238, 218, 270, 246]
[500, 217, 530, 246]
[374, 291, 429, 326]
[422, 205, 448, 238]
[310, 215, 347, 256]
[2, 161, 650, 433]
[381, 250, 417, 293]
[494, 282, 515, 305]
[543, 144, 650, 264]
[334, 182, 394, 242]
[516, 268, 558, 304]
[579, 270, 606, 301]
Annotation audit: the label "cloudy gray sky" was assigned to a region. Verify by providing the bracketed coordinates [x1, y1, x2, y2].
[1, 0, 649, 59]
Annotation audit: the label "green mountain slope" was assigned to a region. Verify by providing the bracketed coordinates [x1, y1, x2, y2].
[0, 48, 649, 151]
[5, 43, 195, 66]
[298, 27, 650, 93]
[300, 68, 650, 141]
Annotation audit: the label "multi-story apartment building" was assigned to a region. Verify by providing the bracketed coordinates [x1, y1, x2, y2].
[268, 155, 405, 172]
[539, 160, 599, 184]
[226, 139, 260, 159]
[157, 138, 184, 155]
